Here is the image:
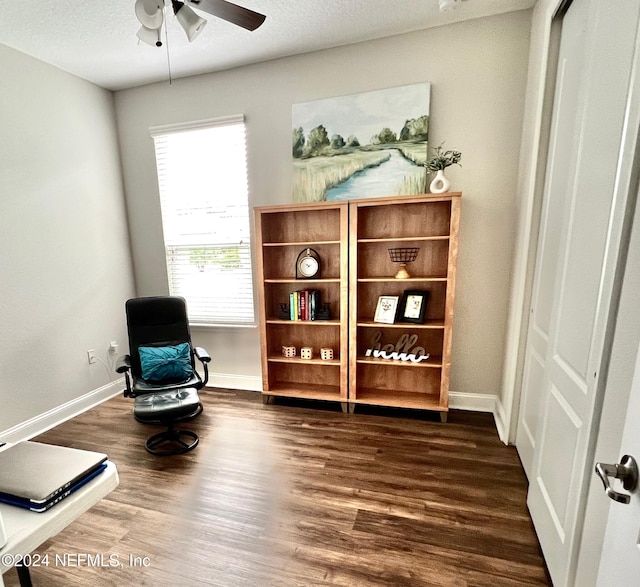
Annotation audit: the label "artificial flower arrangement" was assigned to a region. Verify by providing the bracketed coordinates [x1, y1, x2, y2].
[425, 143, 462, 172]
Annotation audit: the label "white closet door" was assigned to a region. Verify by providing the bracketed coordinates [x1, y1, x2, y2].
[516, 0, 640, 585]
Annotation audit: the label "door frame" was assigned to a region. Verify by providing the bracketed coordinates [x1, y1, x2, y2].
[495, 0, 569, 444]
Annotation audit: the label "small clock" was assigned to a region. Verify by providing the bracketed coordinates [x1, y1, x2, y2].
[296, 248, 321, 279]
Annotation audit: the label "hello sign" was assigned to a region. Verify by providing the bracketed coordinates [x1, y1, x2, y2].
[365, 331, 430, 363]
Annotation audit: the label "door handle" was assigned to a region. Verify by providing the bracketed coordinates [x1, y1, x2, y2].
[595, 455, 638, 504]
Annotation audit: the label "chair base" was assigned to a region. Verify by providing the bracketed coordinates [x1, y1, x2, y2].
[145, 425, 199, 456]
[133, 388, 202, 455]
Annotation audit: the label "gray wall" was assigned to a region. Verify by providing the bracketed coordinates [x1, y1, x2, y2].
[115, 10, 532, 400]
[0, 44, 136, 432]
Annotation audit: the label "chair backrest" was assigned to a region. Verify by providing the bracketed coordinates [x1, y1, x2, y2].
[125, 296, 194, 378]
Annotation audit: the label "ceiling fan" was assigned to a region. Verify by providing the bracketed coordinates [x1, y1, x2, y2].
[135, 0, 266, 47]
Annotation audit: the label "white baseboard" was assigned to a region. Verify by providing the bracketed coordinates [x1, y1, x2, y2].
[208, 372, 262, 392]
[0, 379, 124, 444]
[492, 397, 509, 445]
[449, 390, 498, 414]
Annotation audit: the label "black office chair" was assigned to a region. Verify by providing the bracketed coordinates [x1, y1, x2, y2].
[116, 296, 211, 456]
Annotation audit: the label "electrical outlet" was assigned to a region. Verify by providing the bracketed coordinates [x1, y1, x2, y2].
[87, 349, 97, 364]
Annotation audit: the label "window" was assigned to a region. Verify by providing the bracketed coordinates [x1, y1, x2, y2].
[150, 116, 254, 325]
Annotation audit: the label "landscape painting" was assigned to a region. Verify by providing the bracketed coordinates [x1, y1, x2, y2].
[292, 83, 430, 202]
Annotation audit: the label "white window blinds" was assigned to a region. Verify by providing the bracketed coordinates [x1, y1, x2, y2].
[150, 116, 255, 325]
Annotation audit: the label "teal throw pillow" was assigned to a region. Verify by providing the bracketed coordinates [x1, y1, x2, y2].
[138, 342, 193, 382]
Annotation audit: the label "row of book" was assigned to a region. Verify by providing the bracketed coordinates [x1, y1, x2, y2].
[289, 289, 321, 321]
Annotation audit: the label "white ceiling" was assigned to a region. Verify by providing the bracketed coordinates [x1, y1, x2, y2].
[0, 0, 535, 91]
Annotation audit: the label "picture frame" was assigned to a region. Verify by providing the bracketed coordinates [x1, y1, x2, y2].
[373, 295, 400, 324]
[398, 290, 429, 324]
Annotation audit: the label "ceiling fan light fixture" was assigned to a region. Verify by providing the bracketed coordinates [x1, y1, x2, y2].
[438, 0, 462, 11]
[135, 0, 164, 29]
[136, 25, 163, 47]
[172, 1, 207, 42]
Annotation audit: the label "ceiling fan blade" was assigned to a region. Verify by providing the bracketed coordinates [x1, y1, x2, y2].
[185, 0, 266, 31]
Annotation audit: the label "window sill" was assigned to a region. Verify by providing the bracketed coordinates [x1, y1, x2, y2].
[190, 322, 258, 330]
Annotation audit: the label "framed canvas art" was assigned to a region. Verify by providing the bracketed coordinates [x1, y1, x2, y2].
[292, 83, 430, 203]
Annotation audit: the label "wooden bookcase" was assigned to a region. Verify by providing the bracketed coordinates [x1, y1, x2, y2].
[254, 201, 349, 407]
[254, 193, 460, 420]
[349, 194, 461, 421]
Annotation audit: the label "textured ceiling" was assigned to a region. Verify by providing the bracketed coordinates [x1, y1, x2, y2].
[0, 0, 535, 91]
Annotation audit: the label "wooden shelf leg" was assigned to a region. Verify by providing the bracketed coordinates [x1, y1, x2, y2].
[440, 412, 448, 423]
[262, 394, 272, 405]
[341, 402, 348, 413]
[348, 403, 356, 414]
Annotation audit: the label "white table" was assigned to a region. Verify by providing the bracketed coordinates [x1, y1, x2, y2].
[0, 460, 119, 586]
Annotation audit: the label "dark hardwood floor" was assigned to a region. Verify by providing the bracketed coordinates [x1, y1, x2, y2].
[3, 389, 550, 586]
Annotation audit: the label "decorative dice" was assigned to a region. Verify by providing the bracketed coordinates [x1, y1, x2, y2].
[320, 348, 334, 360]
[282, 346, 296, 358]
[300, 347, 313, 360]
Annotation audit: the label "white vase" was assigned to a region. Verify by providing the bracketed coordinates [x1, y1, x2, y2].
[429, 169, 450, 194]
